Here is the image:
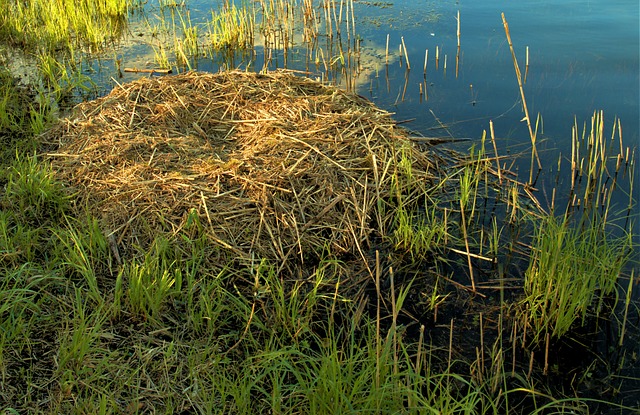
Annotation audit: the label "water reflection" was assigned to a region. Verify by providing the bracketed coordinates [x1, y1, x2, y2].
[76, 0, 640, 244]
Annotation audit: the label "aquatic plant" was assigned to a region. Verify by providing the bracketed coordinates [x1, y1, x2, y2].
[0, 0, 139, 55]
[208, 3, 255, 51]
[520, 210, 633, 341]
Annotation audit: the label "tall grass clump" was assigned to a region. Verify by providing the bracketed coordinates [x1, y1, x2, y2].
[208, 4, 255, 51]
[2, 154, 69, 225]
[117, 237, 183, 321]
[519, 111, 636, 343]
[52, 215, 114, 305]
[0, 69, 56, 148]
[0, 0, 138, 55]
[37, 53, 95, 104]
[0, 71, 27, 137]
[520, 211, 633, 341]
[391, 145, 449, 259]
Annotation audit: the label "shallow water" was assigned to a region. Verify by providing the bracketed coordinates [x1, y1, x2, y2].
[72, 0, 640, 251]
[44, 3, 633, 248]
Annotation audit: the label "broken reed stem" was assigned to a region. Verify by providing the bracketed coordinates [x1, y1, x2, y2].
[435, 45, 439, 69]
[345, 0, 350, 44]
[423, 49, 428, 76]
[501, 13, 541, 184]
[489, 120, 502, 184]
[456, 10, 460, 48]
[385, 33, 389, 64]
[325, 0, 332, 38]
[350, 0, 356, 41]
[524, 46, 529, 84]
[332, 0, 341, 36]
[401, 36, 411, 70]
[543, 332, 550, 375]
[401, 70, 409, 101]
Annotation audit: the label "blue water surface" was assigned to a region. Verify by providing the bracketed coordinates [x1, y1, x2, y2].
[109, 0, 639, 245]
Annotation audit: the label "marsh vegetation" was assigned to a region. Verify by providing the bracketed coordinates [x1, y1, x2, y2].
[0, 0, 638, 413]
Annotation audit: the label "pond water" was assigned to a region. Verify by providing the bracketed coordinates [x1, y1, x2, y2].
[99, 0, 638, 221]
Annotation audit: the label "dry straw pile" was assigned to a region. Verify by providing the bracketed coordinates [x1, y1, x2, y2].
[45, 70, 436, 272]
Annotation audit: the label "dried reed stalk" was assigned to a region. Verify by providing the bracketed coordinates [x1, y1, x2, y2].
[501, 13, 542, 183]
[44, 70, 437, 275]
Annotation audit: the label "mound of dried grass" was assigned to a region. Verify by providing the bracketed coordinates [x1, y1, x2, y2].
[45, 70, 436, 271]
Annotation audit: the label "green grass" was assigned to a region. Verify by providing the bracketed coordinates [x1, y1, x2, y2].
[0, 0, 138, 55]
[2, 143, 624, 413]
[516, 109, 638, 343]
[0, 69, 54, 146]
[208, 4, 255, 51]
[0, 38, 638, 413]
[391, 145, 448, 259]
[520, 211, 633, 341]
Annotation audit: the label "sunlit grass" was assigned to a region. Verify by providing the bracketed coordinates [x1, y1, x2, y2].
[208, 3, 255, 51]
[3, 138, 630, 412]
[3, 153, 69, 224]
[0, 0, 139, 55]
[0, 27, 638, 412]
[520, 211, 633, 341]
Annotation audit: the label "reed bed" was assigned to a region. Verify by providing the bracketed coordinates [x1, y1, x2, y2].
[0, 0, 138, 54]
[44, 70, 436, 274]
[2, 2, 638, 410]
[0, 65, 636, 412]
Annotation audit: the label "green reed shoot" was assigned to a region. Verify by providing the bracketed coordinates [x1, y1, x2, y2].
[123, 237, 182, 320]
[55, 288, 108, 379]
[208, 4, 255, 51]
[390, 145, 448, 259]
[0, 0, 136, 55]
[4, 154, 69, 224]
[456, 139, 488, 290]
[179, 10, 199, 57]
[153, 42, 172, 69]
[393, 204, 448, 260]
[53, 215, 115, 305]
[521, 211, 633, 341]
[0, 71, 27, 136]
[567, 111, 633, 220]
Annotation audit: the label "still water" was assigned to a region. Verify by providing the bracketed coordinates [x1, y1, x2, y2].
[100, 0, 638, 237]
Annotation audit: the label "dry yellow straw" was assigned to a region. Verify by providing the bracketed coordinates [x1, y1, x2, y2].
[501, 13, 541, 183]
[401, 36, 411, 70]
[423, 49, 428, 76]
[456, 10, 461, 47]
